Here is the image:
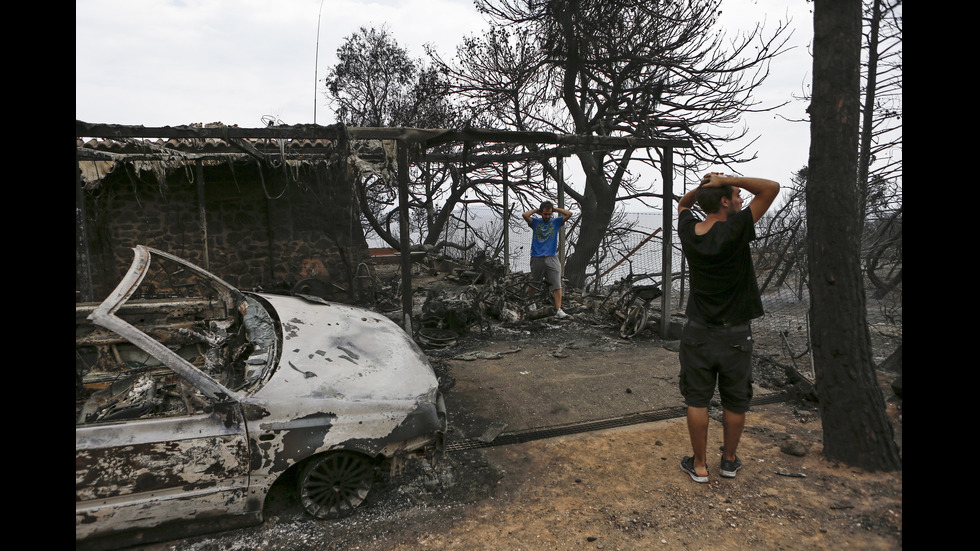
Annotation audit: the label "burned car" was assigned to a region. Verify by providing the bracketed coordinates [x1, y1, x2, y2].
[76, 246, 446, 549]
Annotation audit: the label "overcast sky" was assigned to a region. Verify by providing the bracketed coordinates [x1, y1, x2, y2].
[76, 0, 815, 188]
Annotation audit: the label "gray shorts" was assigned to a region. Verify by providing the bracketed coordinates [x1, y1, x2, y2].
[530, 256, 562, 291]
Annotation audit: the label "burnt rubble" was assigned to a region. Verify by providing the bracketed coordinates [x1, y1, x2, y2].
[365, 250, 667, 346]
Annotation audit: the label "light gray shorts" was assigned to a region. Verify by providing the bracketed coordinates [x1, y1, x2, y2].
[530, 256, 562, 291]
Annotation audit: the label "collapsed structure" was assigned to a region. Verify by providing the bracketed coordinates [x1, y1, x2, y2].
[76, 120, 690, 339]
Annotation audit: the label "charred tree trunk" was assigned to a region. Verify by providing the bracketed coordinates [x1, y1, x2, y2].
[563, 159, 617, 288]
[857, 0, 882, 224]
[806, 0, 901, 470]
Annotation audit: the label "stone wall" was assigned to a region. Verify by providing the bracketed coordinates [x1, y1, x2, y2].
[79, 158, 369, 302]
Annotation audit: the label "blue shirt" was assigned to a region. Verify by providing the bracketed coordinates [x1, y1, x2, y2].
[529, 216, 565, 257]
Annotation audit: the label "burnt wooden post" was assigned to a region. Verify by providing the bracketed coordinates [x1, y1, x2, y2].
[502, 163, 510, 274]
[660, 146, 673, 339]
[397, 139, 413, 335]
[557, 157, 566, 275]
[196, 160, 210, 271]
[76, 156, 94, 302]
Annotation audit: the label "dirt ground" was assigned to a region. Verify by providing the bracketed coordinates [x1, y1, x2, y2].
[135, 315, 902, 551]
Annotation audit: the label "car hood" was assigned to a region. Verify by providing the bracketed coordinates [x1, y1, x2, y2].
[246, 294, 438, 411]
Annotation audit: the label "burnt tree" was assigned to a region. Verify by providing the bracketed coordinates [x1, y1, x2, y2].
[324, 26, 470, 252]
[806, 0, 901, 470]
[461, 0, 791, 288]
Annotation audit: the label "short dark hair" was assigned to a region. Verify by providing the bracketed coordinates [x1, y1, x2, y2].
[540, 200, 554, 211]
[696, 185, 734, 214]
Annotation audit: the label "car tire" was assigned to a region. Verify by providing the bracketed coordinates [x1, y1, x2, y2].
[298, 451, 375, 519]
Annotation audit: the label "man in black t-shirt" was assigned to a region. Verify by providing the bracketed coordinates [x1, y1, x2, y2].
[675, 172, 780, 483]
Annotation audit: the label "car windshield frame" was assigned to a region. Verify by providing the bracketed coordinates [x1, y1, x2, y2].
[86, 245, 251, 403]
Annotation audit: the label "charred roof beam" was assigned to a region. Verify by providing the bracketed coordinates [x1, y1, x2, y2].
[225, 137, 268, 164]
[76, 121, 691, 151]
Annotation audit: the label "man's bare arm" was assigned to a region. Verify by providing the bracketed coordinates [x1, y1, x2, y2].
[699, 173, 780, 222]
[678, 187, 699, 214]
[522, 208, 538, 226]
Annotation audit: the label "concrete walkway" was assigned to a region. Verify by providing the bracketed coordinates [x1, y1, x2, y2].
[439, 331, 777, 443]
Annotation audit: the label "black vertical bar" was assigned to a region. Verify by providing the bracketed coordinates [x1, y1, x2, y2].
[660, 147, 673, 339]
[397, 140, 413, 334]
[503, 163, 510, 274]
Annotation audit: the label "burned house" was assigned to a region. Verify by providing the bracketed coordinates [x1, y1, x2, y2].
[76, 122, 390, 305]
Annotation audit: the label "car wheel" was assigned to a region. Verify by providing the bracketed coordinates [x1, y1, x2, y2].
[298, 451, 375, 519]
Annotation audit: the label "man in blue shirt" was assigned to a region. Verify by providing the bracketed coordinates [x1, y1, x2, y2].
[522, 201, 573, 319]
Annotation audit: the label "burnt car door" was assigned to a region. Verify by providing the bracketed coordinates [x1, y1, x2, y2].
[75, 395, 252, 541]
[76, 246, 257, 543]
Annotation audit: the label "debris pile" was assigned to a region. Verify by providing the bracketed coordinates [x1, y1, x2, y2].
[365, 249, 666, 345]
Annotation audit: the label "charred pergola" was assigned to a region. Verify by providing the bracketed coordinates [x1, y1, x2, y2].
[76, 120, 691, 337]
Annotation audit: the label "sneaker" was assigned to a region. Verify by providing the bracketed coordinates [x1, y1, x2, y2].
[555, 308, 568, 319]
[720, 456, 742, 478]
[680, 456, 708, 483]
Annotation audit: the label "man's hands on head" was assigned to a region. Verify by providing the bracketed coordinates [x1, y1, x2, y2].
[700, 172, 727, 187]
[697, 172, 780, 222]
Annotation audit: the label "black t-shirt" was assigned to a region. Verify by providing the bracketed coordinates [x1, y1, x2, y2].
[678, 208, 764, 325]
